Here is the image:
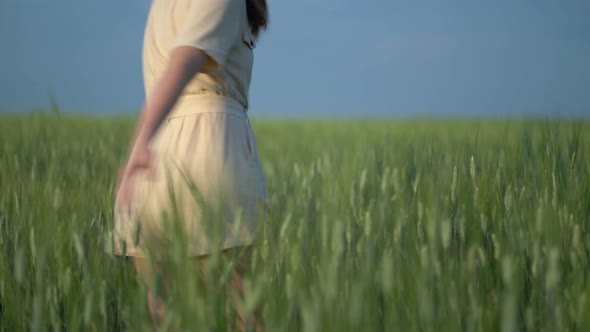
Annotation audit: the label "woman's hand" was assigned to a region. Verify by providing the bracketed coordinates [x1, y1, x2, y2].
[116, 141, 153, 214]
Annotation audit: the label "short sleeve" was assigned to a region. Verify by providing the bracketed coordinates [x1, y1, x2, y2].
[173, 0, 243, 68]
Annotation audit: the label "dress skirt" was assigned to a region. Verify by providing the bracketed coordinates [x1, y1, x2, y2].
[105, 94, 267, 258]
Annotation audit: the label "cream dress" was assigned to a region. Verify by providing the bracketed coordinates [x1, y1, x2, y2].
[106, 0, 267, 258]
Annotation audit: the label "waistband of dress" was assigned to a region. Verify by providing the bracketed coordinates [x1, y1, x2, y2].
[167, 94, 247, 120]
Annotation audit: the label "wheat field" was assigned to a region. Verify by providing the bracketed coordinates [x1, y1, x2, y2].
[1, 112, 589, 331]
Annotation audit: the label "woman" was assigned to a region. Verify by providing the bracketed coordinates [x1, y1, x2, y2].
[106, 0, 268, 330]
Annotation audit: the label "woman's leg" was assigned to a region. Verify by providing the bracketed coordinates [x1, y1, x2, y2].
[217, 247, 263, 332]
[133, 257, 167, 329]
[227, 257, 263, 332]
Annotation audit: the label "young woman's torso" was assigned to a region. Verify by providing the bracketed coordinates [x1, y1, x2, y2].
[142, 0, 256, 110]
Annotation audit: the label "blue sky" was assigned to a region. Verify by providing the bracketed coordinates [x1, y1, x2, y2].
[1, 0, 589, 117]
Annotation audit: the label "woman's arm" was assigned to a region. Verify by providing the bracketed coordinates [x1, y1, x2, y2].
[117, 47, 213, 203]
[129, 47, 210, 157]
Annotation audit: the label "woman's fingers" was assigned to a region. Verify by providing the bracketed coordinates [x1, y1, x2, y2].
[116, 177, 134, 216]
[115, 145, 155, 216]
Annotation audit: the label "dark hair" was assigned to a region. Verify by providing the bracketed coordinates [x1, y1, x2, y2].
[246, 0, 269, 37]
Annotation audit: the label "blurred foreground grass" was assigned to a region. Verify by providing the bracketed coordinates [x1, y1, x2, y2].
[1, 112, 589, 331]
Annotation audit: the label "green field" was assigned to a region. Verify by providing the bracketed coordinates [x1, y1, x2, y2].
[1, 113, 589, 331]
